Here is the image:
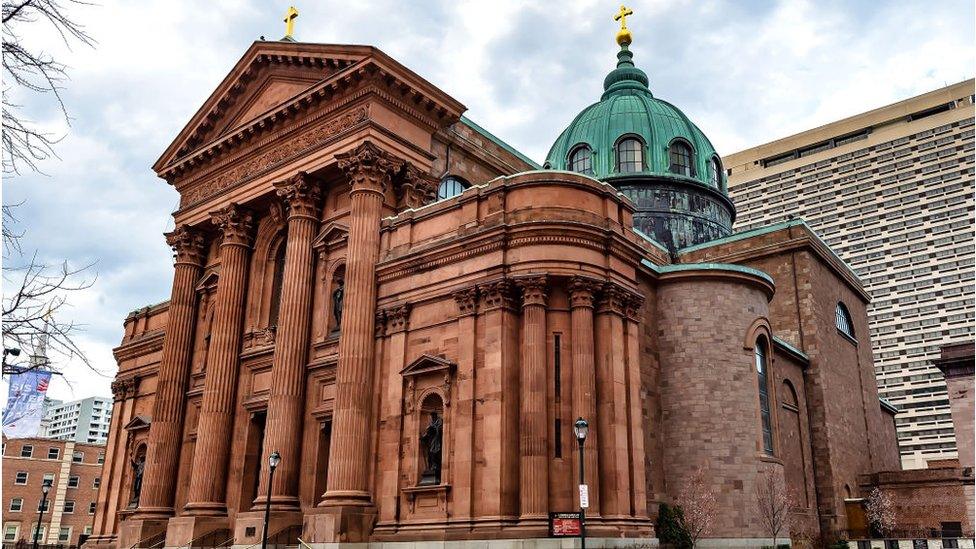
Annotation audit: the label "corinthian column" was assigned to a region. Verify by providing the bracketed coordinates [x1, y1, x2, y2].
[516, 275, 549, 520]
[322, 141, 403, 508]
[569, 276, 601, 516]
[594, 283, 630, 518]
[133, 226, 206, 519]
[184, 204, 253, 516]
[256, 172, 321, 511]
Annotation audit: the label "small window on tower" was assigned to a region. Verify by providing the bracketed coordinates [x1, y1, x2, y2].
[836, 302, 856, 340]
[568, 144, 593, 175]
[616, 137, 644, 173]
[437, 176, 469, 200]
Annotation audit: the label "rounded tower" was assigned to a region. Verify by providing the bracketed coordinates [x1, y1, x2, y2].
[545, 25, 735, 252]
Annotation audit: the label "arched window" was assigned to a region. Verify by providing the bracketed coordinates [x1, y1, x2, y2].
[616, 137, 644, 173]
[835, 302, 855, 340]
[755, 337, 774, 455]
[437, 176, 469, 200]
[707, 156, 722, 188]
[568, 144, 593, 175]
[669, 140, 695, 177]
[268, 240, 286, 327]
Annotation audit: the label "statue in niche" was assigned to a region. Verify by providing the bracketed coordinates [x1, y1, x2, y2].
[128, 453, 145, 507]
[419, 411, 443, 486]
[330, 279, 344, 333]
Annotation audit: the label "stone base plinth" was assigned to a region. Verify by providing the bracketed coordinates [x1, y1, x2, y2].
[118, 518, 169, 549]
[233, 509, 303, 548]
[164, 515, 231, 548]
[79, 533, 119, 549]
[304, 505, 377, 543]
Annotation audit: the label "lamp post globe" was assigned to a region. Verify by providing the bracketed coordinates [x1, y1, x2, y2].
[269, 450, 281, 470]
[574, 417, 588, 443]
[33, 479, 52, 549]
[574, 417, 589, 549]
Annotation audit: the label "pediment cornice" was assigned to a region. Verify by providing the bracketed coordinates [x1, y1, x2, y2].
[155, 42, 466, 185]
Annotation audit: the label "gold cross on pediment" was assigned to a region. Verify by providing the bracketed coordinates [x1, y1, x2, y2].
[283, 6, 299, 39]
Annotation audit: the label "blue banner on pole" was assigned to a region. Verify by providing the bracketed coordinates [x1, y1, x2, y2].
[2, 370, 52, 438]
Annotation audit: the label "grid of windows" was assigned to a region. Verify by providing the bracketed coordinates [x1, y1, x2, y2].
[728, 93, 975, 468]
[568, 145, 593, 175]
[669, 140, 694, 177]
[616, 137, 644, 173]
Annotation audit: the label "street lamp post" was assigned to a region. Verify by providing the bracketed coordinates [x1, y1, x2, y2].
[574, 418, 589, 549]
[32, 478, 52, 549]
[261, 451, 281, 549]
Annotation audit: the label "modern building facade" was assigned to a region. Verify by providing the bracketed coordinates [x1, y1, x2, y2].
[87, 16, 901, 549]
[725, 80, 976, 469]
[41, 397, 114, 445]
[2, 437, 106, 547]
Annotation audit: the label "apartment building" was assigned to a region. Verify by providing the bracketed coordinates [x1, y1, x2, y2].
[1, 437, 105, 546]
[41, 397, 113, 445]
[724, 80, 975, 469]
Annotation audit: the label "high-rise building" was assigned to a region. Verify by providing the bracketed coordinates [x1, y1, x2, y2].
[725, 80, 975, 469]
[41, 397, 113, 445]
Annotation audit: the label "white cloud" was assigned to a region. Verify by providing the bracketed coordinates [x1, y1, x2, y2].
[2, 0, 973, 404]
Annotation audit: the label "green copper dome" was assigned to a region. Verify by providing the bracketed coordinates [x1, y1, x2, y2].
[546, 46, 726, 193]
[545, 42, 735, 252]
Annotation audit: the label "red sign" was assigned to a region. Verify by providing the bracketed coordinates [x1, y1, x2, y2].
[549, 512, 582, 537]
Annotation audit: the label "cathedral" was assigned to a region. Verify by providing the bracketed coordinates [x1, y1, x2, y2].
[88, 8, 900, 549]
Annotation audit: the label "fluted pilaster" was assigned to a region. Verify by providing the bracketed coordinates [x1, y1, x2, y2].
[594, 282, 630, 518]
[184, 204, 253, 516]
[134, 226, 206, 519]
[257, 172, 322, 510]
[323, 141, 403, 505]
[569, 276, 602, 515]
[517, 275, 549, 520]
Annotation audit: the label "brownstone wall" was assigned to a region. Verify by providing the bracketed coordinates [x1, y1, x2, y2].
[859, 467, 975, 536]
[655, 276, 784, 537]
[946, 374, 974, 469]
[3, 438, 106, 546]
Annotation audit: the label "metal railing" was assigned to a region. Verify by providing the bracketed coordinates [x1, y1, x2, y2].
[179, 528, 232, 549]
[242, 524, 302, 549]
[129, 529, 166, 549]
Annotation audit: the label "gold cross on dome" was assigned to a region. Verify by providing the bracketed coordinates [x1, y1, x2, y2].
[614, 5, 633, 30]
[283, 6, 299, 39]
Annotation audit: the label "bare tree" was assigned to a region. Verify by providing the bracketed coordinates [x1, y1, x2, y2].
[677, 466, 717, 547]
[2, 0, 97, 375]
[3, 0, 95, 175]
[755, 470, 793, 547]
[865, 487, 897, 539]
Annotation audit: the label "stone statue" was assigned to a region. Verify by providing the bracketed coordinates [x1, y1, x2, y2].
[129, 454, 145, 507]
[419, 411, 443, 486]
[331, 281, 344, 332]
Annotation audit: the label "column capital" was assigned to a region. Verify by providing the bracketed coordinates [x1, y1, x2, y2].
[478, 279, 517, 311]
[568, 276, 603, 309]
[453, 287, 478, 317]
[399, 163, 437, 209]
[596, 283, 627, 316]
[383, 304, 411, 334]
[274, 171, 322, 221]
[210, 203, 254, 248]
[624, 292, 645, 322]
[165, 225, 207, 267]
[516, 275, 548, 308]
[336, 141, 404, 196]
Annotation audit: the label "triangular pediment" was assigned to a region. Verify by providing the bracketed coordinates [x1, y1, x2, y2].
[400, 354, 455, 377]
[124, 415, 151, 431]
[195, 269, 220, 292]
[312, 222, 349, 251]
[154, 41, 372, 172]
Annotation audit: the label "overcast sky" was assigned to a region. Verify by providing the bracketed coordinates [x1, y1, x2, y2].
[2, 0, 973, 403]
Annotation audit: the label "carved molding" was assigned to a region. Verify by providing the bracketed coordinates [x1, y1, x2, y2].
[165, 225, 207, 266]
[210, 203, 255, 247]
[515, 275, 548, 308]
[384, 304, 411, 335]
[336, 140, 404, 196]
[596, 283, 627, 316]
[111, 378, 137, 401]
[569, 276, 602, 309]
[399, 163, 437, 209]
[179, 106, 369, 207]
[478, 279, 517, 312]
[452, 287, 478, 317]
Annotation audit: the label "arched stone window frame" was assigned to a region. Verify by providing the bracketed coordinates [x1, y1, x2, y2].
[835, 301, 856, 342]
[566, 143, 594, 175]
[668, 137, 696, 177]
[779, 378, 810, 507]
[311, 222, 349, 343]
[614, 134, 646, 173]
[707, 154, 724, 191]
[243, 213, 287, 338]
[437, 175, 470, 201]
[744, 318, 779, 457]
[323, 261, 346, 337]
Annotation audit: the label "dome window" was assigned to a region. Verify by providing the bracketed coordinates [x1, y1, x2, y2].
[568, 145, 594, 175]
[437, 176, 469, 200]
[615, 136, 644, 173]
[835, 302, 856, 340]
[707, 156, 722, 188]
[669, 140, 695, 177]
